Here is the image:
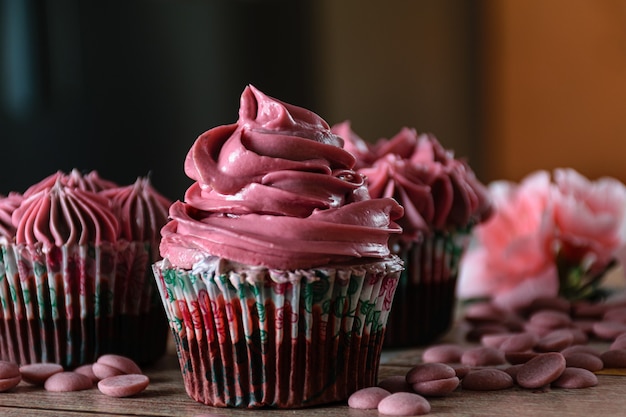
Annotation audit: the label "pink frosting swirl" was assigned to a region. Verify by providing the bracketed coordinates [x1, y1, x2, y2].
[160, 85, 403, 270]
[0, 192, 23, 240]
[335, 123, 492, 239]
[13, 179, 119, 248]
[330, 120, 377, 170]
[23, 169, 119, 198]
[102, 176, 171, 242]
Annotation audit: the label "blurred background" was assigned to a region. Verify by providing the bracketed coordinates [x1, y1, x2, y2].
[2, 0, 626, 201]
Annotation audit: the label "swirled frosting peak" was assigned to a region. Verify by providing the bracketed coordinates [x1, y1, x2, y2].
[13, 179, 119, 248]
[23, 169, 119, 198]
[161, 85, 403, 270]
[0, 192, 23, 240]
[331, 120, 377, 170]
[336, 122, 492, 238]
[102, 176, 171, 242]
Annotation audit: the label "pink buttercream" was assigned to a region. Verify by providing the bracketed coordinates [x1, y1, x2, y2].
[23, 169, 119, 198]
[102, 176, 171, 242]
[330, 120, 377, 170]
[160, 85, 404, 270]
[0, 192, 22, 240]
[336, 123, 492, 239]
[12, 179, 119, 248]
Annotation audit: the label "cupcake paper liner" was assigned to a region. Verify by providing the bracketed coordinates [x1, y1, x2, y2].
[383, 231, 470, 348]
[153, 257, 402, 408]
[113, 241, 169, 363]
[0, 242, 168, 368]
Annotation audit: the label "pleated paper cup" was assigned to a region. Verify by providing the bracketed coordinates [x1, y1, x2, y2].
[0, 241, 168, 368]
[383, 231, 471, 348]
[0, 244, 30, 364]
[153, 256, 402, 408]
[113, 241, 169, 364]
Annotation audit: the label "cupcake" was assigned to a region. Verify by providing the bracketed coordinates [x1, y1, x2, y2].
[101, 176, 172, 364]
[152, 85, 404, 408]
[0, 170, 171, 368]
[332, 122, 492, 347]
[0, 192, 23, 363]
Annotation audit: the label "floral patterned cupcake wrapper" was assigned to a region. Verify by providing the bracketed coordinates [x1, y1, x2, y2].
[384, 231, 470, 347]
[0, 242, 168, 367]
[0, 246, 29, 364]
[153, 257, 402, 408]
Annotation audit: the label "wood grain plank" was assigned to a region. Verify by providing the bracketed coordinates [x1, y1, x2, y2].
[3, 299, 626, 416]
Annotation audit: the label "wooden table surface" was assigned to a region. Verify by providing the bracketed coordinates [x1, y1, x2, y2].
[2, 320, 626, 417]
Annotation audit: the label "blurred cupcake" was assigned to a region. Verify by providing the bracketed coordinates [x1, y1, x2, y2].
[0, 170, 171, 368]
[101, 176, 171, 363]
[152, 85, 404, 408]
[332, 122, 492, 347]
[0, 192, 23, 363]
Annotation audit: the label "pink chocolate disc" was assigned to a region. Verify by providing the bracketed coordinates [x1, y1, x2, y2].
[0, 360, 20, 379]
[20, 363, 64, 385]
[377, 392, 431, 416]
[348, 387, 390, 409]
[44, 372, 93, 392]
[552, 367, 598, 389]
[0, 375, 22, 392]
[98, 374, 150, 398]
[517, 352, 566, 389]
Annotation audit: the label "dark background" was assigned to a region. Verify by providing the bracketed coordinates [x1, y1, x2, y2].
[1, 0, 324, 201]
[5, 1, 622, 203]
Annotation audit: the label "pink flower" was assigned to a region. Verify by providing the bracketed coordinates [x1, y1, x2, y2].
[459, 171, 558, 309]
[552, 168, 626, 274]
[459, 169, 626, 310]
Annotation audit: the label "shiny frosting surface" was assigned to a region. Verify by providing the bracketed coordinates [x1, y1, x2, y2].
[335, 123, 492, 239]
[160, 85, 403, 270]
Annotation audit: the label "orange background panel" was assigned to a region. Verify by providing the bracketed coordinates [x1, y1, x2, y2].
[482, 0, 626, 183]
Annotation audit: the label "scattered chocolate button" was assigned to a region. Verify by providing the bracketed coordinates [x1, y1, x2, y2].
[552, 367, 598, 389]
[562, 352, 604, 372]
[0, 360, 20, 379]
[44, 372, 93, 392]
[74, 364, 99, 383]
[422, 344, 465, 363]
[20, 363, 64, 385]
[0, 375, 21, 392]
[377, 392, 431, 416]
[461, 346, 506, 367]
[461, 369, 514, 391]
[600, 349, 626, 368]
[97, 374, 150, 398]
[348, 386, 390, 409]
[96, 354, 142, 375]
[515, 352, 566, 389]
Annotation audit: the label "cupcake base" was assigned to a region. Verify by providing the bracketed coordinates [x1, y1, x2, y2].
[153, 256, 402, 408]
[383, 231, 469, 348]
[0, 243, 168, 368]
